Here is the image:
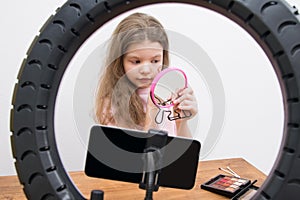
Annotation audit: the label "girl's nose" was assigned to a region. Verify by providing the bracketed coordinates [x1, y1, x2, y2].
[139, 64, 151, 74]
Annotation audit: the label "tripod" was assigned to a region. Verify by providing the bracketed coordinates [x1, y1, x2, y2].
[139, 129, 168, 200]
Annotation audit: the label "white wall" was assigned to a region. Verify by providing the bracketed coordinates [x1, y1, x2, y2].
[1, 0, 299, 176]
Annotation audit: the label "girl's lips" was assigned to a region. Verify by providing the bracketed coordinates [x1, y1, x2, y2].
[138, 78, 152, 82]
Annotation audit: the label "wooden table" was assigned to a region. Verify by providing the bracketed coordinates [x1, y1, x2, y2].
[0, 158, 266, 200]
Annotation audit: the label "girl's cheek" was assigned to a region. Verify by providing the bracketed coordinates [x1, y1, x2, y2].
[157, 65, 162, 72]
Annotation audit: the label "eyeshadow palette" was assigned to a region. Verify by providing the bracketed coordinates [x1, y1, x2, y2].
[200, 174, 251, 198]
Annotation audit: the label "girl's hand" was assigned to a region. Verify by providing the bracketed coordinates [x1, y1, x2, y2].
[172, 87, 198, 120]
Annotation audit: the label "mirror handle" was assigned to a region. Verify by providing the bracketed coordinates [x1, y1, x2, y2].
[155, 109, 165, 124]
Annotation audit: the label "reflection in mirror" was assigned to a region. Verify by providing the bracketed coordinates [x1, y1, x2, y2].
[54, 3, 283, 190]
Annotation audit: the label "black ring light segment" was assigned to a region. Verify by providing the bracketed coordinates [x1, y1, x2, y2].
[10, 0, 300, 199]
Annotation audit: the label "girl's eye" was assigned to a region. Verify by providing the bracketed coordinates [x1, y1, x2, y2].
[152, 60, 160, 63]
[131, 60, 140, 64]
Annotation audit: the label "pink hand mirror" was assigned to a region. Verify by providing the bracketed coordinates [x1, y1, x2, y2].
[150, 67, 192, 124]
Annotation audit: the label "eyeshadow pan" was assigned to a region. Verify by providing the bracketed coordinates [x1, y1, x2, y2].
[224, 182, 231, 187]
[214, 184, 224, 189]
[230, 184, 239, 189]
[234, 182, 243, 186]
[238, 179, 248, 183]
[225, 187, 236, 192]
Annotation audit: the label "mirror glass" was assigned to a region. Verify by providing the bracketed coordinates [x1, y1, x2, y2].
[151, 68, 187, 108]
[54, 3, 284, 181]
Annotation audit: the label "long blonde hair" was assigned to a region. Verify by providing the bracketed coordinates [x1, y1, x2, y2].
[95, 13, 169, 129]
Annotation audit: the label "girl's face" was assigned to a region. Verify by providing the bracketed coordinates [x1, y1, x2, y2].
[123, 40, 163, 89]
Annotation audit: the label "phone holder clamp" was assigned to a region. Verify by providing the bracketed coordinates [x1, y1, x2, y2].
[139, 129, 168, 200]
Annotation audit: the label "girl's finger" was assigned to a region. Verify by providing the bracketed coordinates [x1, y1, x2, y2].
[178, 99, 198, 110]
[178, 87, 193, 96]
[171, 88, 181, 101]
[173, 93, 195, 104]
[178, 100, 197, 108]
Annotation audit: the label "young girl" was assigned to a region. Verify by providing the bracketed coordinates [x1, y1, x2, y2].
[94, 13, 197, 138]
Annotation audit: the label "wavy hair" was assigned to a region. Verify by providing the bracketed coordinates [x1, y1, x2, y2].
[94, 13, 169, 129]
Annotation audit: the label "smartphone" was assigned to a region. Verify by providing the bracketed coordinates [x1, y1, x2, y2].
[84, 125, 201, 189]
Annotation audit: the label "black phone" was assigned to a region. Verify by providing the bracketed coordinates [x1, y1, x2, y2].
[84, 125, 201, 190]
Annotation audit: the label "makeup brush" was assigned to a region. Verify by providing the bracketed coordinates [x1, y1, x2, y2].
[226, 166, 240, 178]
[218, 167, 241, 178]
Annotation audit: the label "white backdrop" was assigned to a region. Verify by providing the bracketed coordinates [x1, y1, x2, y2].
[1, 0, 299, 176]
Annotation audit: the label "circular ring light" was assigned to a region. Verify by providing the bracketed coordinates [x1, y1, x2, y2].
[10, 0, 300, 199]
